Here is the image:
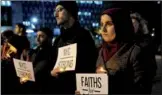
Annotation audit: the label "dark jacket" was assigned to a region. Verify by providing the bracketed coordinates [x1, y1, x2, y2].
[10, 35, 30, 58]
[1, 34, 30, 94]
[96, 42, 156, 94]
[97, 8, 156, 95]
[51, 22, 98, 94]
[20, 44, 53, 94]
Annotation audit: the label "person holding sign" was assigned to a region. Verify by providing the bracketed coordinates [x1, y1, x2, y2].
[1, 29, 30, 94]
[75, 73, 108, 94]
[50, 1, 98, 94]
[1, 30, 18, 94]
[95, 8, 156, 94]
[20, 27, 53, 94]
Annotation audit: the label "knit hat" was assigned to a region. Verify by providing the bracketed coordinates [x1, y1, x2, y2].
[56, 1, 78, 20]
[38, 27, 53, 38]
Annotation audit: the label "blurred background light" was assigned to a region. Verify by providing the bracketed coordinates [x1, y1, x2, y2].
[2, 1, 6, 6]
[78, 11, 81, 15]
[26, 29, 34, 33]
[7, 1, 11, 6]
[31, 24, 35, 29]
[157, 1, 160, 4]
[31, 17, 38, 23]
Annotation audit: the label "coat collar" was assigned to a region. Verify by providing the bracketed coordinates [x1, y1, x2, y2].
[99, 42, 135, 75]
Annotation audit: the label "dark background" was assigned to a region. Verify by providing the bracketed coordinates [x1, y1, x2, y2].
[104, 1, 161, 46]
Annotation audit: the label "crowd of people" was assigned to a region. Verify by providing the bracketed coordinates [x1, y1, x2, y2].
[1, 1, 158, 94]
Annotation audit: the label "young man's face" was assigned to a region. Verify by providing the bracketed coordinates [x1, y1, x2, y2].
[54, 5, 70, 25]
[14, 25, 22, 35]
[36, 31, 48, 46]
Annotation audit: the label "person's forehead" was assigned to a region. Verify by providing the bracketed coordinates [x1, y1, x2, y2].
[55, 5, 64, 10]
[37, 31, 46, 35]
[101, 14, 112, 22]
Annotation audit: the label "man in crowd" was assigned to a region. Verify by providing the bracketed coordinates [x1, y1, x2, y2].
[20, 27, 53, 94]
[50, 1, 98, 94]
[14, 23, 30, 56]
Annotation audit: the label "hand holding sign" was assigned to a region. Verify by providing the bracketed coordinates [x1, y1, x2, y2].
[75, 90, 81, 95]
[96, 66, 107, 73]
[20, 76, 29, 84]
[51, 67, 65, 77]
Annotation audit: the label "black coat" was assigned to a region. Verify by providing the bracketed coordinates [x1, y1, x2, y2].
[10, 35, 30, 58]
[20, 44, 53, 94]
[1, 35, 30, 94]
[51, 22, 98, 94]
[96, 42, 157, 94]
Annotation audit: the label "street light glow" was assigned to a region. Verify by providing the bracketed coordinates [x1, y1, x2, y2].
[151, 33, 155, 37]
[2, 1, 6, 6]
[7, 1, 11, 6]
[31, 17, 38, 23]
[157, 1, 160, 4]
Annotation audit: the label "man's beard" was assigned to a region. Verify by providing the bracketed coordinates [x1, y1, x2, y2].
[58, 18, 69, 27]
[38, 39, 50, 48]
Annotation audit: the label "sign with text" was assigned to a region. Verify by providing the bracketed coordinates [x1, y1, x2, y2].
[76, 74, 108, 94]
[13, 58, 35, 81]
[54, 43, 77, 71]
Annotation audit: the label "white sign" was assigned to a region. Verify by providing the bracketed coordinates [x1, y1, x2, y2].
[76, 74, 108, 94]
[13, 58, 35, 81]
[54, 43, 77, 71]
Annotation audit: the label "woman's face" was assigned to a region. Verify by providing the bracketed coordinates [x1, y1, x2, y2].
[100, 14, 116, 43]
[132, 18, 139, 33]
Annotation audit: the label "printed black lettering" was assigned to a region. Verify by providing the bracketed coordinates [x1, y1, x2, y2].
[68, 60, 73, 68]
[63, 47, 71, 56]
[58, 60, 73, 69]
[85, 77, 89, 87]
[64, 49, 67, 56]
[93, 77, 98, 88]
[58, 61, 66, 69]
[19, 62, 27, 69]
[88, 77, 93, 88]
[68, 47, 70, 55]
[89, 87, 94, 94]
[97, 77, 102, 88]
[81, 76, 84, 86]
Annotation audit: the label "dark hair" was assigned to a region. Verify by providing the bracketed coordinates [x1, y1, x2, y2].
[16, 23, 26, 35]
[130, 12, 149, 34]
[2, 30, 14, 40]
[2, 30, 16, 45]
[38, 27, 53, 39]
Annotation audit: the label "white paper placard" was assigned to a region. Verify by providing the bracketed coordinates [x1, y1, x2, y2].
[54, 43, 77, 71]
[13, 58, 35, 81]
[76, 73, 108, 94]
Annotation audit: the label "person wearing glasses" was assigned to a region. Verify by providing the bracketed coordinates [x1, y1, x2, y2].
[50, 1, 98, 94]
